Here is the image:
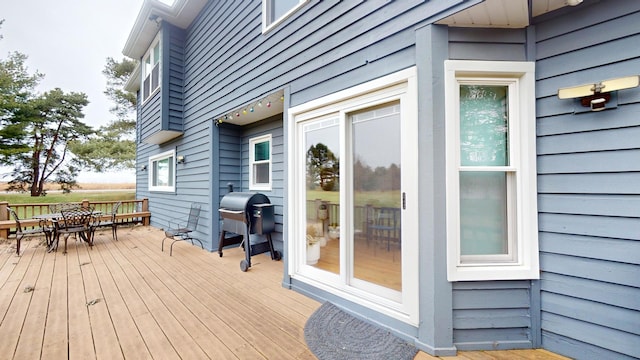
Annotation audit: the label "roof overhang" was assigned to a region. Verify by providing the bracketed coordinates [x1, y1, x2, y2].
[142, 130, 183, 144]
[437, 0, 584, 28]
[122, 0, 208, 60]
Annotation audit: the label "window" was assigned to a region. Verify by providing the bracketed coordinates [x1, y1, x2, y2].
[444, 60, 539, 281]
[288, 68, 419, 325]
[142, 35, 161, 103]
[149, 150, 175, 192]
[249, 134, 272, 190]
[262, 0, 308, 32]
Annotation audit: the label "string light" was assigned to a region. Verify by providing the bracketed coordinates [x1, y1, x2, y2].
[214, 91, 284, 126]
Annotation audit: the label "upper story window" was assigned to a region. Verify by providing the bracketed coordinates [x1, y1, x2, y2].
[142, 34, 161, 103]
[149, 149, 175, 192]
[262, 0, 308, 32]
[249, 134, 272, 190]
[444, 60, 539, 281]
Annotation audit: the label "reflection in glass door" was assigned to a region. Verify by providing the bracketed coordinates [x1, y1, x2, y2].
[351, 102, 402, 292]
[303, 117, 340, 274]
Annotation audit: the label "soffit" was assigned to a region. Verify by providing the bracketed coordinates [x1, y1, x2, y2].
[437, 0, 575, 28]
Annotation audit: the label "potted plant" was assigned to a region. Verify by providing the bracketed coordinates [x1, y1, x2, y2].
[328, 223, 340, 240]
[306, 223, 321, 265]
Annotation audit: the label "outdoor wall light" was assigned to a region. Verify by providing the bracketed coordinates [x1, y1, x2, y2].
[176, 155, 186, 164]
[140, 165, 147, 171]
[557, 75, 640, 112]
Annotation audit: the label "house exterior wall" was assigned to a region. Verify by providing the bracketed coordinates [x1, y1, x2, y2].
[128, 0, 639, 358]
[534, 2, 640, 359]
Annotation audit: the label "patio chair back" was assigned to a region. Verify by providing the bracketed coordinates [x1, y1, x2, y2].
[186, 204, 202, 230]
[60, 207, 94, 232]
[7, 207, 25, 234]
[49, 203, 80, 213]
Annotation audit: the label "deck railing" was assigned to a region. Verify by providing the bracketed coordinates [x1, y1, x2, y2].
[306, 200, 401, 240]
[0, 199, 150, 239]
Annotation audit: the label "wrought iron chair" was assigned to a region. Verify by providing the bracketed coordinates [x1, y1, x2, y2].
[55, 207, 95, 254]
[91, 201, 121, 241]
[7, 207, 53, 255]
[162, 203, 203, 256]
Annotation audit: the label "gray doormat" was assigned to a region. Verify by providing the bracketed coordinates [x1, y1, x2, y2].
[304, 302, 418, 360]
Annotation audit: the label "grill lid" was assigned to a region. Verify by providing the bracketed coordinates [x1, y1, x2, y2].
[219, 192, 271, 213]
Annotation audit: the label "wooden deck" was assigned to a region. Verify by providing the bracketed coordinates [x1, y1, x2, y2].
[0, 226, 568, 359]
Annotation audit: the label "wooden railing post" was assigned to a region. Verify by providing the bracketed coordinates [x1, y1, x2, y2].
[142, 198, 150, 226]
[0, 201, 9, 239]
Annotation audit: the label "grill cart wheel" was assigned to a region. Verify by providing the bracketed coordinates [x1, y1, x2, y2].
[273, 250, 282, 261]
[240, 259, 249, 272]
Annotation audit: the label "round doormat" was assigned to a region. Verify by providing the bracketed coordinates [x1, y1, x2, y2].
[304, 302, 418, 360]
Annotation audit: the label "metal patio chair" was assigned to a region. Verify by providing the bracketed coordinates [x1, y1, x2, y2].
[54, 207, 95, 254]
[162, 203, 204, 256]
[7, 207, 53, 256]
[91, 201, 121, 241]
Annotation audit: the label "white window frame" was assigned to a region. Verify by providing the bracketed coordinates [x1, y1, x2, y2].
[444, 60, 539, 281]
[141, 33, 161, 104]
[149, 149, 175, 192]
[288, 68, 419, 325]
[249, 134, 272, 191]
[262, 0, 308, 33]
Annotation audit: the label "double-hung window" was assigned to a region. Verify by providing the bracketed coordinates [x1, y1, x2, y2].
[142, 34, 161, 103]
[445, 60, 539, 281]
[262, 0, 308, 32]
[249, 134, 272, 191]
[149, 150, 175, 192]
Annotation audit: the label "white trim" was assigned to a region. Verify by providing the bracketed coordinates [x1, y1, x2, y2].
[141, 32, 162, 105]
[262, 0, 308, 34]
[249, 134, 272, 191]
[148, 149, 175, 192]
[444, 60, 539, 281]
[287, 67, 419, 325]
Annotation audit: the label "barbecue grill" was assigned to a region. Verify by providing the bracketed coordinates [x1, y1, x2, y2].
[218, 191, 281, 271]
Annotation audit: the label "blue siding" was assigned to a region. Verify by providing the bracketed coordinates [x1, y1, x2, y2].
[139, 91, 162, 141]
[535, 1, 640, 359]
[162, 23, 185, 133]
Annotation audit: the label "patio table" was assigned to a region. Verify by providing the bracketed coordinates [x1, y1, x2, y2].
[33, 210, 102, 253]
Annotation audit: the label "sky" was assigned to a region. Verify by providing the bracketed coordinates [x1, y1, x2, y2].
[1, 0, 146, 183]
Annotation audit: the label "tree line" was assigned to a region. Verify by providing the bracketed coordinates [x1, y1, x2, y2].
[306, 143, 400, 192]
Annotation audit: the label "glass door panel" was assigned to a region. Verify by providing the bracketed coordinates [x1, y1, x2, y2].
[351, 102, 402, 291]
[303, 117, 340, 274]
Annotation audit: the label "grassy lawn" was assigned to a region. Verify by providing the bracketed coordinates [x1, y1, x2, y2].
[306, 189, 399, 208]
[1, 191, 136, 205]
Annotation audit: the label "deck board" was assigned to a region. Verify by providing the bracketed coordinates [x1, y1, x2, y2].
[0, 226, 569, 360]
